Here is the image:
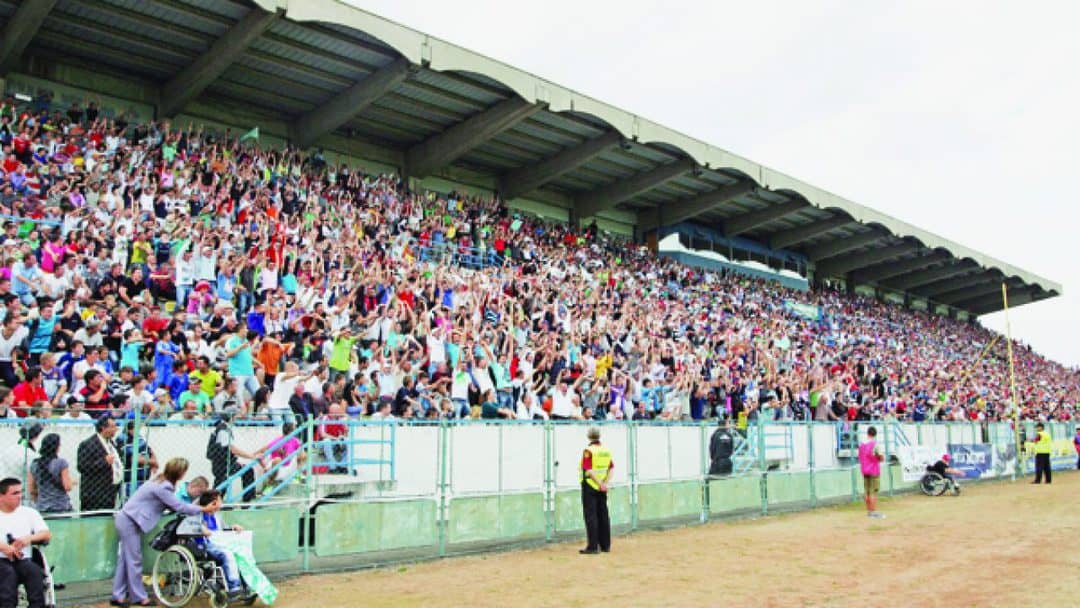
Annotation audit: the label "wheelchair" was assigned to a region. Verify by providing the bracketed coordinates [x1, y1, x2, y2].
[150, 518, 256, 608]
[920, 470, 961, 496]
[16, 543, 57, 608]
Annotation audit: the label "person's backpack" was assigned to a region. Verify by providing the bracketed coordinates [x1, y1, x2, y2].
[150, 515, 184, 551]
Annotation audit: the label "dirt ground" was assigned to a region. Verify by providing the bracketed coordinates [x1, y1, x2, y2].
[86, 473, 1079, 607]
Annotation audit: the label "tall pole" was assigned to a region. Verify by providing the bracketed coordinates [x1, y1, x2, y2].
[1001, 283, 1022, 477]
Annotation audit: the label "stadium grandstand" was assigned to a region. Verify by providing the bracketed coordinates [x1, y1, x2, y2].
[0, 0, 1062, 316]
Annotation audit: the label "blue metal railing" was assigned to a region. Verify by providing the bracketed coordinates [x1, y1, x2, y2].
[413, 240, 505, 270]
[214, 419, 398, 504]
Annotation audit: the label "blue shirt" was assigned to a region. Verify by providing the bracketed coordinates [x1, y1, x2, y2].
[245, 311, 266, 337]
[13, 264, 39, 296]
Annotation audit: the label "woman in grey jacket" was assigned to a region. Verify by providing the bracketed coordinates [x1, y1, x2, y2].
[111, 457, 209, 607]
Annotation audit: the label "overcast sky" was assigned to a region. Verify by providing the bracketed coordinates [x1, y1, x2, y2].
[355, 0, 1080, 367]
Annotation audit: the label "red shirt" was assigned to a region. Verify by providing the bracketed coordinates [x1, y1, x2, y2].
[11, 381, 47, 415]
[142, 315, 169, 338]
[316, 417, 346, 440]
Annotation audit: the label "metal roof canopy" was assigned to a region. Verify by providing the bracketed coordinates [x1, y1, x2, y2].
[0, 0, 1060, 315]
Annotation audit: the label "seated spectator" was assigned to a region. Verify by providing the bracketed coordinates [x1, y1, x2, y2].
[315, 404, 349, 474]
[0, 477, 51, 608]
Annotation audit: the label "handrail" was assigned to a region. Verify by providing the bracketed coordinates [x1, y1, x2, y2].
[215, 420, 308, 503]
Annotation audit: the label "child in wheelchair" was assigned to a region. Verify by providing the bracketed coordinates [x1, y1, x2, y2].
[193, 490, 250, 601]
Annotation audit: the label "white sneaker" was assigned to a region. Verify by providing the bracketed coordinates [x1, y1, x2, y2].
[870, 512, 886, 519]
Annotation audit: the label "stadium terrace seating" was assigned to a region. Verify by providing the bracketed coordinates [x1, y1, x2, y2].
[0, 94, 1076, 431]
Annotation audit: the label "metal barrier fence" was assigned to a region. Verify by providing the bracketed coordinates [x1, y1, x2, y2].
[0, 417, 1074, 589]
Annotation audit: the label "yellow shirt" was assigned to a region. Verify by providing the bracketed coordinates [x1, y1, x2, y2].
[189, 369, 222, 397]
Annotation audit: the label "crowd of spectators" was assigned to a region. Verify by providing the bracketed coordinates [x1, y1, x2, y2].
[0, 93, 1076, 439]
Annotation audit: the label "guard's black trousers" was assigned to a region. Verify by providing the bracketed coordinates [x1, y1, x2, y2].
[581, 482, 611, 552]
[1033, 453, 1052, 484]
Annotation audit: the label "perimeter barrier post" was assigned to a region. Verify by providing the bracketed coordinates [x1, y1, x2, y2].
[758, 420, 767, 516]
[437, 418, 449, 557]
[849, 422, 858, 504]
[629, 420, 639, 531]
[543, 419, 554, 541]
[699, 420, 708, 523]
[808, 422, 816, 508]
[127, 407, 143, 502]
[302, 417, 314, 573]
[885, 420, 894, 496]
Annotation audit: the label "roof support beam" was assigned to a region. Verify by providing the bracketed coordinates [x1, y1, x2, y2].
[290, 57, 412, 149]
[915, 273, 996, 298]
[849, 251, 951, 285]
[638, 180, 756, 232]
[968, 289, 1037, 315]
[815, 242, 920, 278]
[935, 283, 1004, 306]
[499, 131, 622, 201]
[0, 0, 59, 76]
[722, 199, 806, 237]
[159, 7, 279, 118]
[575, 157, 697, 221]
[884, 263, 973, 291]
[805, 231, 885, 262]
[405, 97, 543, 179]
[767, 216, 853, 250]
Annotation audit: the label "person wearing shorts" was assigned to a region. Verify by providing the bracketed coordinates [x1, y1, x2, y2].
[858, 426, 885, 518]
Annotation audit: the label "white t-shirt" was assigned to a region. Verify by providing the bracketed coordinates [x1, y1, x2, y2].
[269, 376, 303, 414]
[0, 506, 48, 560]
[426, 334, 446, 364]
[550, 388, 575, 418]
[0, 327, 28, 362]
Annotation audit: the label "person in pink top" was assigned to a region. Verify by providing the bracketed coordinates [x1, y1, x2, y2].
[259, 421, 306, 487]
[858, 426, 885, 519]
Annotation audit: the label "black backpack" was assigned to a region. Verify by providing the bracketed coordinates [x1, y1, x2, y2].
[150, 515, 184, 551]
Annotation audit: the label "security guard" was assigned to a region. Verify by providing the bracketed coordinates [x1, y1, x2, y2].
[708, 417, 735, 476]
[1032, 423, 1053, 484]
[580, 426, 613, 554]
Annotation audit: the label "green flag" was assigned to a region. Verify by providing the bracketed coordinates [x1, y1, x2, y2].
[239, 126, 259, 142]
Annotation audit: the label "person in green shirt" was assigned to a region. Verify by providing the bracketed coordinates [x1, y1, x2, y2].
[328, 328, 357, 381]
[178, 383, 211, 414]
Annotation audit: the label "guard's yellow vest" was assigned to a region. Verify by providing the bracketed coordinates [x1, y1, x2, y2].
[581, 444, 612, 490]
[1035, 430, 1052, 454]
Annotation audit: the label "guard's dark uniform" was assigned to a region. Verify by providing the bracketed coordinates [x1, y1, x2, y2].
[580, 441, 613, 553]
[708, 425, 734, 476]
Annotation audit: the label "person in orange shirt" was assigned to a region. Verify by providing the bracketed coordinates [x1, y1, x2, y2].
[255, 332, 292, 388]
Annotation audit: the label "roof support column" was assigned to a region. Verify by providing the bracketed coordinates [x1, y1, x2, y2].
[291, 57, 412, 149]
[0, 0, 60, 76]
[722, 199, 806, 237]
[637, 180, 756, 232]
[405, 97, 543, 179]
[575, 157, 696, 221]
[159, 7, 280, 118]
[499, 131, 622, 200]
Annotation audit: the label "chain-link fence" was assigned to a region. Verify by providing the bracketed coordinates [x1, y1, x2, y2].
[1, 417, 1075, 591]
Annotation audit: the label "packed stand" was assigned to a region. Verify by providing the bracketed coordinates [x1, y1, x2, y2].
[0, 92, 1076, 445]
